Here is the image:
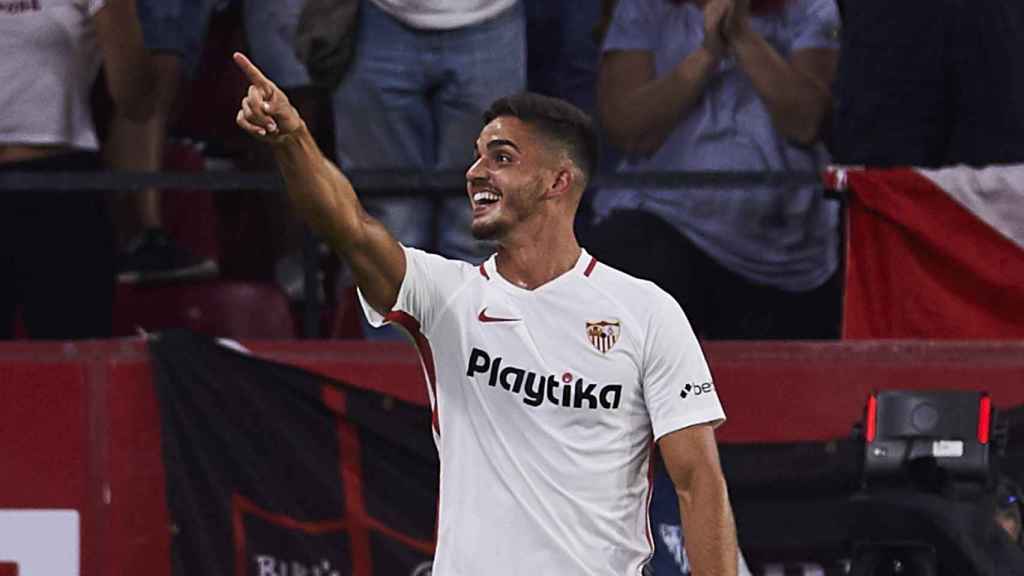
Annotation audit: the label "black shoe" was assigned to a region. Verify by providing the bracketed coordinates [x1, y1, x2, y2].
[118, 228, 218, 284]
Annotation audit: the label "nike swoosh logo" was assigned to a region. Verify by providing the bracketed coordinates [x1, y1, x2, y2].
[478, 308, 520, 323]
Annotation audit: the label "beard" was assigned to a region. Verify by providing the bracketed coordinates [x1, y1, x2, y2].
[470, 213, 506, 240]
[469, 176, 545, 240]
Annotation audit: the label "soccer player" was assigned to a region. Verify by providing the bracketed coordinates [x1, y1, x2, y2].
[234, 52, 738, 576]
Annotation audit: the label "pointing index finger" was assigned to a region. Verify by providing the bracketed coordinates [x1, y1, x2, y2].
[233, 52, 273, 93]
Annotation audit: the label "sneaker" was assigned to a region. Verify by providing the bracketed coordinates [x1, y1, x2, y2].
[118, 228, 219, 284]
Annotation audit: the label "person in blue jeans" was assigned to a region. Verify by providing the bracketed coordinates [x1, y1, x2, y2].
[331, 0, 526, 339]
[332, 0, 526, 264]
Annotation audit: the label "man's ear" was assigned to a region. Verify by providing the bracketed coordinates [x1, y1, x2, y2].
[546, 167, 574, 199]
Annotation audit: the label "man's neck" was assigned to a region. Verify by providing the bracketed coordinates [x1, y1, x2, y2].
[494, 219, 581, 290]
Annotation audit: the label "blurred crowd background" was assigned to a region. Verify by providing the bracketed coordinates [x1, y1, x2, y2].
[1, 0, 1023, 342]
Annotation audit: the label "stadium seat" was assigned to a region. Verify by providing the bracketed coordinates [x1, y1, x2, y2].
[113, 281, 297, 339]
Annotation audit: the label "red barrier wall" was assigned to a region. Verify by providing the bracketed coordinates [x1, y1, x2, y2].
[1, 339, 1023, 576]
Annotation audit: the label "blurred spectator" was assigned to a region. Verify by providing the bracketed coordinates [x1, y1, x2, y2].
[524, 0, 614, 237]
[331, 0, 525, 339]
[330, 0, 526, 265]
[832, 0, 1024, 167]
[244, 0, 312, 97]
[0, 0, 154, 339]
[588, 0, 842, 340]
[107, 0, 221, 283]
[524, 0, 603, 116]
[243, 0, 336, 302]
[244, 0, 334, 153]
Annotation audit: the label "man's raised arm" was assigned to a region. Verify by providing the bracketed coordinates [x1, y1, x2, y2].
[233, 52, 405, 315]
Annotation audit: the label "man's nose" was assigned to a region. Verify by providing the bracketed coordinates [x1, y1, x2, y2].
[466, 157, 486, 181]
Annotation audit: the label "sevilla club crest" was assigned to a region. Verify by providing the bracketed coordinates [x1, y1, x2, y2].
[586, 320, 621, 353]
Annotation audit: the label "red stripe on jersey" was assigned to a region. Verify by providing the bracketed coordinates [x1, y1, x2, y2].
[644, 446, 656, 554]
[583, 257, 598, 277]
[479, 263, 490, 280]
[386, 311, 440, 436]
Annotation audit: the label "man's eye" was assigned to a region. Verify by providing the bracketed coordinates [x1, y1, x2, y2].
[496, 153, 512, 163]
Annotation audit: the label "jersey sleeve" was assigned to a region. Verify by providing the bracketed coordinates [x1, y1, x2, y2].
[641, 289, 725, 441]
[358, 245, 473, 335]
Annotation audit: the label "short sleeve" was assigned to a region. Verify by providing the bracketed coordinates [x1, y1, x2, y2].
[642, 289, 725, 441]
[787, 0, 841, 52]
[602, 0, 665, 53]
[358, 245, 474, 335]
[87, 0, 106, 16]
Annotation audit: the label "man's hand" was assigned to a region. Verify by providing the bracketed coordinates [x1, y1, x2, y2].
[233, 52, 304, 144]
[701, 0, 732, 59]
[722, 0, 752, 43]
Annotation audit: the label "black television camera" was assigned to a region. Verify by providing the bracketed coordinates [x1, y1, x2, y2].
[848, 390, 1021, 576]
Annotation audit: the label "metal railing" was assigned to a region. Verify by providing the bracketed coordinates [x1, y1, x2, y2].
[0, 168, 839, 337]
[0, 169, 828, 193]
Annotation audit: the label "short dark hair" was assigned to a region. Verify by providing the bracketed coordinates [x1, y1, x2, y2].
[483, 93, 599, 186]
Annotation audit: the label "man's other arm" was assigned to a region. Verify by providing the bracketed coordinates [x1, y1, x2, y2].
[234, 53, 405, 315]
[659, 423, 738, 576]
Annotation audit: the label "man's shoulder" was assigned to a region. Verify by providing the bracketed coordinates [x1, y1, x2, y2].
[405, 245, 484, 275]
[402, 246, 490, 302]
[585, 257, 675, 310]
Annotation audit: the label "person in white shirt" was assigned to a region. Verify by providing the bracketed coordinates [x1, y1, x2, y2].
[0, 0, 153, 339]
[234, 52, 738, 576]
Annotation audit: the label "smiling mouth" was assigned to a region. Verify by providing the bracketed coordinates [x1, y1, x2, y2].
[471, 190, 502, 213]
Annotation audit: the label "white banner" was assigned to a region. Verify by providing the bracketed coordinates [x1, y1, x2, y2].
[0, 510, 78, 576]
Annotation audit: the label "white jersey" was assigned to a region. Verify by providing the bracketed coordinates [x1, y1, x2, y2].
[360, 246, 726, 576]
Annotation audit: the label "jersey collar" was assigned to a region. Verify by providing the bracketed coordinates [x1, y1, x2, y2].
[480, 249, 597, 293]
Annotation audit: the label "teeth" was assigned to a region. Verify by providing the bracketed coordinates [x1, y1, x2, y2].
[473, 191, 500, 204]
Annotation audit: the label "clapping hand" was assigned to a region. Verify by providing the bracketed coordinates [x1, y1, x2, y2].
[701, 0, 732, 59]
[722, 0, 752, 43]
